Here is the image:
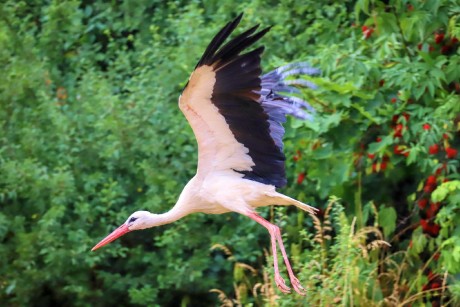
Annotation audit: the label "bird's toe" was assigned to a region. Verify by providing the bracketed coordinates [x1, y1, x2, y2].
[275, 275, 291, 294]
[290, 277, 306, 296]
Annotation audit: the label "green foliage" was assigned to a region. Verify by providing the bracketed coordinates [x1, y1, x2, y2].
[1, 0, 459, 306]
[212, 198, 436, 306]
[0, 1, 251, 305]
[378, 205, 397, 238]
[433, 181, 460, 273]
[290, 199, 387, 306]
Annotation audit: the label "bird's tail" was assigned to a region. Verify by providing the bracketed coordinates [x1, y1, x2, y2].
[258, 62, 319, 150]
[260, 62, 319, 120]
[267, 192, 317, 215]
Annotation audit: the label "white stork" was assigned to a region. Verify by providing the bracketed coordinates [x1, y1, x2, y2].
[92, 13, 319, 295]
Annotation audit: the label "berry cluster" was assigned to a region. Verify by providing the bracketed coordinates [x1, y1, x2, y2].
[422, 269, 444, 298]
[360, 137, 390, 173]
[427, 131, 457, 159]
[353, 6, 459, 303]
[416, 131, 457, 299]
[418, 175, 442, 237]
[391, 111, 410, 156]
[417, 32, 459, 55]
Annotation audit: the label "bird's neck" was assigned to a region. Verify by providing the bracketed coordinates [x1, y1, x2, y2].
[147, 206, 186, 228]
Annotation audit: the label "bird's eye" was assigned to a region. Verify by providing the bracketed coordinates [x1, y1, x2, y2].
[128, 217, 138, 223]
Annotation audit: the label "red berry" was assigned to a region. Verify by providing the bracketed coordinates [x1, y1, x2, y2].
[380, 161, 388, 171]
[451, 37, 459, 44]
[429, 144, 439, 155]
[376, 137, 382, 142]
[394, 145, 403, 154]
[435, 164, 446, 175]
[293, 153, 300, 162]
[446, 147, 458, 159]
[430, 202, 441, 211]
[431, 282, 441, 289]
[426, 175, 437, 186]
[424, 184, 435, 193]
[297, 172, 306, 184]
[420, 219, 429, 231]
[435, 33, 445, 44]
[426, 202, 440, 218]
[441, 45, 451, 54]
[407, 4, 414, 11]
[394, 124, 403, 138]
[379, 79, 385, 87]
[443, 133, 449, 140]
[372, 163, 378, 172]
[430, 223, 440, 236]
[391, 97, 397, 103]
[433, 252, 440, 261]
[402, 113, 410, 122]
[421, 221, 440, 236]
[367, 153, 375, 159]
[362, 26, 374, 39]
[418, 199, 428, 209]
[423, 123, 431, 130]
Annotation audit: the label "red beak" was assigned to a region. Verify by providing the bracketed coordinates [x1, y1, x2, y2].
[91, 224, 130, 251]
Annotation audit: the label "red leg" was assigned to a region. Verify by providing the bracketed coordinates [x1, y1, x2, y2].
[269, 229, 290, 293]
[271, 224, 305, 295]
[245, 211, 305, 295]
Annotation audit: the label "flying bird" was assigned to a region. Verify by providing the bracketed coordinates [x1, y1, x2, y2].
[92, 13, 319, 295]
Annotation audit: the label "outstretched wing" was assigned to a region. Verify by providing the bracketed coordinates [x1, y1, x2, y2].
[179, 14, 317, 188]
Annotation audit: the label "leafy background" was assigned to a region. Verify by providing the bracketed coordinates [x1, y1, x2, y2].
[1, 0, 459, 306]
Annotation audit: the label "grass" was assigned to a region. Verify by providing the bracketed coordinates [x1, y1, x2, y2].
[209, 197, 453, 306]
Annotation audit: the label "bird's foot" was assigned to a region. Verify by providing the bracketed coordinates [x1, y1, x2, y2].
[274, 274, 291, 294]
[290, 276, 306, 296]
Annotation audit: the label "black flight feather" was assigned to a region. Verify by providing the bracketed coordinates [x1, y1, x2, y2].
[196, 13, 243, 68]
[194, 14, 288, 187]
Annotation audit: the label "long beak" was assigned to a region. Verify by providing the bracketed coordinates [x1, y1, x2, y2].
[91, 224, 130, 251]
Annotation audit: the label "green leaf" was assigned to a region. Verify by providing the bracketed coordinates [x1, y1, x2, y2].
[378, 206, 397, 238]
[432, 181, 460, 203]
[368, 136, 392, 154]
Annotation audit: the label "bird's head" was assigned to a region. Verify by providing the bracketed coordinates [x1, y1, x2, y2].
[91, 210, 155, 251]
